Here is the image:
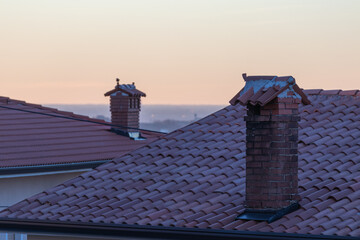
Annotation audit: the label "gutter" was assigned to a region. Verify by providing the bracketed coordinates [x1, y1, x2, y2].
[0, 160, 108, 175]
[0, 218, 357, 240]
[0, 168, 92, 179]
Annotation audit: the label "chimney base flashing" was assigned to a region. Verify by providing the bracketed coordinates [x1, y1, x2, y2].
[236, 202, 300, 223]
[110, 128, 146, 141]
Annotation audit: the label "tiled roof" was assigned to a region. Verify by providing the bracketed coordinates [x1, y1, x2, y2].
[1, 90, 360, 237]
[0, 97, 161, 169]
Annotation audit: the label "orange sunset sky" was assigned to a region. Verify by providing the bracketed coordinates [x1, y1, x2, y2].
[1, 0, 359, 105]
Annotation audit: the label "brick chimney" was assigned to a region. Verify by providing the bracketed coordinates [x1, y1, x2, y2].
[231, 74, 310, 221]
[104, 79, 146, 134]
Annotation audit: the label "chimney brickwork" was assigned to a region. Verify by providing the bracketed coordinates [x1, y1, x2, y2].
[110, 96, 141, 129]
[245, 97, 301, 210]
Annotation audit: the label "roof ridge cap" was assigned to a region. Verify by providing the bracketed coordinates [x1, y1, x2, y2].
[303, 89, 360, 97]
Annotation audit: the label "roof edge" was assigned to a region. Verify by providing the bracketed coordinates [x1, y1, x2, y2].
[0, 160, 108, 175]
[0, 218, 356, 240]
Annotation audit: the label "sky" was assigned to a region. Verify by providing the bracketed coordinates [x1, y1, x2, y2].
[1, 0, 360, 105]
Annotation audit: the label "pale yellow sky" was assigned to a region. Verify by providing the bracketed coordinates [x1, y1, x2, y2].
[1, 0, 359, 104]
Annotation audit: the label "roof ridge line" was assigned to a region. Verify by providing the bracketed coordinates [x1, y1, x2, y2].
[302, 89, 360, 97]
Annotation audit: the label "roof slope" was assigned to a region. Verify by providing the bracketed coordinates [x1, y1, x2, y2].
[0, 90, 359, 237]
[0, 97, 161, 169]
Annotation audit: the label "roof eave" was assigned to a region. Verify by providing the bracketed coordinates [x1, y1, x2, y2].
[0, 160, 109, 175]
[0, 218, 356, 240]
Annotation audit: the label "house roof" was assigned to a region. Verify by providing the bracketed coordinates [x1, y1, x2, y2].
[0, 90, 359, 238]
[0, 96, 161, 170]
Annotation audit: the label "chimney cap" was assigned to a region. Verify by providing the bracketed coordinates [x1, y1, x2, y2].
[104, 78, 146, 97]
[230, 73, 310, 106]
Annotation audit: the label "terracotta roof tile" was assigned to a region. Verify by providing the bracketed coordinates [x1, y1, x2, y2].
[0, 91, 360, 237]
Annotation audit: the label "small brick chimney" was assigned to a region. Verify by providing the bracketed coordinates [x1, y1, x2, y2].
[231, 74, 310, 221]
[104, 79, 146, 134]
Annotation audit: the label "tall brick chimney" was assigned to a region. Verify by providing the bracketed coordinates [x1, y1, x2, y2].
[104, 79, 146, 135]
[231, 74, 310, 222]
